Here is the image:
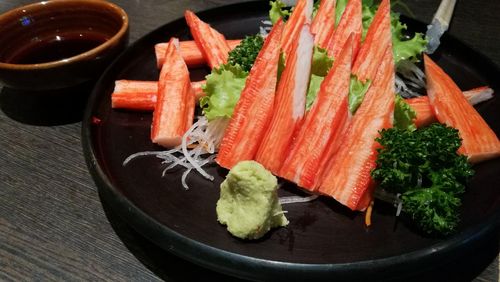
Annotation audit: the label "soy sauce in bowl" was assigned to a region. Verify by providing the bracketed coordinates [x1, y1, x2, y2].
[8, 33, 109, 65]
[0, 0, 129, 91]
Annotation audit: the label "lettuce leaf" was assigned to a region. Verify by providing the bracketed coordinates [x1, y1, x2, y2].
[269, 0, 290, 24]
[200, 64, 248, 121]
[335, 0, 348, 27]
[311, 46, 334, 76]
[348, 75, 371, 114]
[306, 74, 325, 110]
[393, 94, 417, 131]
[391, 15, 427, 64]
[305, 46, 334, 110]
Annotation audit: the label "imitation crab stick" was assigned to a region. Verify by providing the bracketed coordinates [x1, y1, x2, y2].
[280, 35, 353, 190]
[318, 47, 395, 211]
[154, 40, 242, 68]
[325, 0, 362, 60]
[424, 55, 500, 164]
[255, 24, 315, 175]
[310, 0, 336, 49]
[405, 86, 494, 128]
[351, 0, 391, 82]
[111, 80, 205, 111]
[282, 0, 313, 57]
[151, 38, 195, 147]
[184, 10, 231, 69]
[215, 20, 285, 170]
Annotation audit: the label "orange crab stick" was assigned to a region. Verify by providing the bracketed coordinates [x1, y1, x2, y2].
[280, 35, 353, 190]
[255, 24, 315, 175]
[318, 47, 395, 211]
[216, 20, 285, 170]
[405, 87, 494, 128]
[351, 0, 391, 82]
[112, 80, 158, 111]
[405, 96, 434, 128]
[151, 38, 195, 147]
[325, 0, 362, 60]
[154, 40, 242, 68]
[282, 0, 313, 56]
[184, 10, 231, 69]
[311, 0, 336, 49]
[111, 80, 206, 111]
[424, 55, 500, 164]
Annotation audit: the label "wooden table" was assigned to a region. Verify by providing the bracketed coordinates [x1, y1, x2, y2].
[1, 0, 498, 281]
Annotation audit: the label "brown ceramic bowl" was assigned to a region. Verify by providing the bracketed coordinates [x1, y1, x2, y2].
[0, 0, 129, 91]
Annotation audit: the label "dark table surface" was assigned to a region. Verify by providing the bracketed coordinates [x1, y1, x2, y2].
[1, 0, 499, 281]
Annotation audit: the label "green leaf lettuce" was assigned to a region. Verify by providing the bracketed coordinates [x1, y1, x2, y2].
[200, 64, 248, 121]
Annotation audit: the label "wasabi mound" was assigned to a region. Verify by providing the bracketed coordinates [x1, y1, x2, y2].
[216, 161, 288, 239]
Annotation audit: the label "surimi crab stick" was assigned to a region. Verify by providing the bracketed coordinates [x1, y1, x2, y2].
[112, 79, 493, 115]
[154, 40, 242, 68]
[325, 0, 362, 60]
[215, 20, 285, 170]
[406, 86, 494, 128]
[255, 24, 315, 175]
[111, 80, 206, 111]
[351, 0, 391, 82]
[310, 0, 392, 191]
[184, 10, 231, 69]
[424, 55, 500, 164]
[281, 0, 313, 56]
[280, 35, 354, 190]
[318, 47, 395, 211]
[310, 0, 336, 49]
[151, 38, 195, 147]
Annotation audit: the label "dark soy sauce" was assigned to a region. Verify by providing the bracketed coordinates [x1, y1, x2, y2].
[9, 33, 108, 64]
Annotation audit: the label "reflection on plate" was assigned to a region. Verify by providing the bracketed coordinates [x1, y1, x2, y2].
[82, 2, 500, 281]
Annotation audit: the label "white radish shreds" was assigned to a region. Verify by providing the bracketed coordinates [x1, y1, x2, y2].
[467, 87, 494, 105]
[395, 194, 403, 217]
[123, 116, 230, 190]
[279, 194, 319, 205]
[204, 117, 230, 153]
[395, 60, 426, 98]
[259, 20, 272, 37]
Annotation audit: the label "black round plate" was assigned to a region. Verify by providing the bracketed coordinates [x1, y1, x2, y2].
[82, 2, 500, 281]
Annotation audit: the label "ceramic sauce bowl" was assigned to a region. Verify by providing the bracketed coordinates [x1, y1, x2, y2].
[0, 0, 129, 91]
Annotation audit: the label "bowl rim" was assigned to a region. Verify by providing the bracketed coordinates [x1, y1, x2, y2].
[0, 0, 129, 70]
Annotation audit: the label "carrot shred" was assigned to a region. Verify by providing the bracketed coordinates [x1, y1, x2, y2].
[365, 201, 374, 227]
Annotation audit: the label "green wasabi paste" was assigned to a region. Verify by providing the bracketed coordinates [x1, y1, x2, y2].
[216, 161, 288, 240]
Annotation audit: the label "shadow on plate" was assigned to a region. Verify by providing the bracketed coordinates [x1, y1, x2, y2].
[99, 192, 498, 282]
[100, 196, 245, 282]
[0, 80, 94, 125]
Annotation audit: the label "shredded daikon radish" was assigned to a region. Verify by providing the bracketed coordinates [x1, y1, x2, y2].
[279, 194, 319, 205]
[467, 87, 494, 105]
[395, 60, 426, 98]
[123, 116, 229, 189]
[395, 194, 403, 217]
[259, 20, 273, 37]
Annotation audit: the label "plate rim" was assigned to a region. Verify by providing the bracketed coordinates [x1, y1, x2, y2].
[81, 1, 500, 280]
